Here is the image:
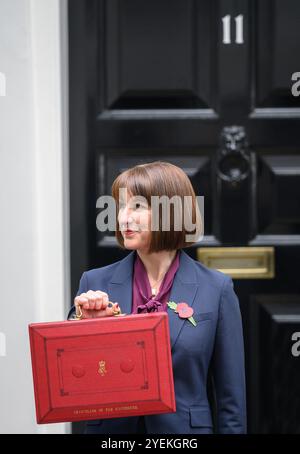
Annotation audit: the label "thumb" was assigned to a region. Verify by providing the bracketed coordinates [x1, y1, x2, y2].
[105, 302, 121, 317]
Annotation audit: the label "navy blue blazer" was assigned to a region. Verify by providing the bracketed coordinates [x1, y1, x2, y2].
[68, 249, 247, 434]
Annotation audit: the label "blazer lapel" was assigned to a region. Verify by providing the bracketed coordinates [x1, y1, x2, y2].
[107, 249, 199, 351]
[107, 250, 136, 316]
[167, 250, 199, 351]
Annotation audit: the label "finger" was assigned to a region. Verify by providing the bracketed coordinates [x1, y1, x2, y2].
[105, 302, 120, 316]
[87, 294, 98, 310]
[93, 292, 102, 310]
[88, 290, 108, 298]
[74, 296, 89, 309]
[95, 290, 109, 302]
[93, 291, 109, 310]
[95, 290, 107, 297]
[101, 294, 109, 308]
[94, 298, 101, 310]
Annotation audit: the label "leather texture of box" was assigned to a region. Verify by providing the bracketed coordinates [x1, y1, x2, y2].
[29, 312, 176, 424]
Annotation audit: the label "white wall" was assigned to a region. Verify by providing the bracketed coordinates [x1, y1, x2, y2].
[0, 0, 70, 434]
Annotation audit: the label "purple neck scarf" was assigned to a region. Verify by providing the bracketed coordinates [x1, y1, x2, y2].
[132, 250, 181, 314]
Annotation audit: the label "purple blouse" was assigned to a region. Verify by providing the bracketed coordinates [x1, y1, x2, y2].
[131, 250, 181, 314]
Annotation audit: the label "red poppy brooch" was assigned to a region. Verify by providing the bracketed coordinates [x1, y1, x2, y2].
[167, 301, 197, 326]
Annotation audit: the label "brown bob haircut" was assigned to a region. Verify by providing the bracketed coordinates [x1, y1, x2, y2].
[111, 161, 203, 253]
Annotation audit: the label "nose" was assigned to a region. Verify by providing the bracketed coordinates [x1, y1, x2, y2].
[118, 205, 134, 227]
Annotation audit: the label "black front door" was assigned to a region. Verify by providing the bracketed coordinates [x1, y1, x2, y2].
[69, 0, 300, 433]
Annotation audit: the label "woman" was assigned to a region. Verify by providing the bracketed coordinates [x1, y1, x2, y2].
[68, 161, 247, 434]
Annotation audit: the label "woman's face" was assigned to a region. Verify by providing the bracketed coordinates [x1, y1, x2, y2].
[118, 191, 152, 252]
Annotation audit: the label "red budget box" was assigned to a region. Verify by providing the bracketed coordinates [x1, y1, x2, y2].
[28, 312, 176, 424]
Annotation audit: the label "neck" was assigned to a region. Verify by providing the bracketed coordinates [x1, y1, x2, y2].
[136, 249, 178, 282]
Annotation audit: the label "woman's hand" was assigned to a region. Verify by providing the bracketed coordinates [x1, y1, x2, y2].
[74, 290, 120, 319]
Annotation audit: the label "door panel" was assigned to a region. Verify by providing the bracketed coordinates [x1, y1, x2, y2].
[254, 0, 300, 109]
[103, 0, 217, 112]
[257, 155, 300, 235]
[250, 296, 300, 433]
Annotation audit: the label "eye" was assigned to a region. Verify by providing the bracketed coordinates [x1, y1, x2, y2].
[135, 202, 148, 210]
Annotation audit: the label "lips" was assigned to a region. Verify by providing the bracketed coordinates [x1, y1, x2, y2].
[124, 229, 138, 236]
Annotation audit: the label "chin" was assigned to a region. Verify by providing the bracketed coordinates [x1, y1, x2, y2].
[123, 241, 140, 249]
[124, 239, 146, 250]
